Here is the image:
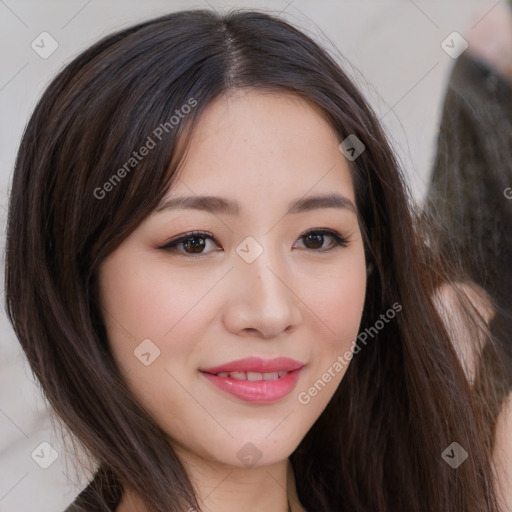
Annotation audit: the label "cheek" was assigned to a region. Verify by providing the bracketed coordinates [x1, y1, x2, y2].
[98, 258, 210, 426]
[99, 256, 218, 355]
[96, 241, 367, 465]
[100, 242, 366, 377]
[298, 248, 367, 350]
[292, 248, 366, 413]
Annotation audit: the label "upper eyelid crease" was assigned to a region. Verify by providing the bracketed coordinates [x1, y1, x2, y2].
[160, 229, 348, 254]
[155, 193, 356, 216]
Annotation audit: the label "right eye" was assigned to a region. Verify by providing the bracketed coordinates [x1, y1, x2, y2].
[159, 231, 222, 256]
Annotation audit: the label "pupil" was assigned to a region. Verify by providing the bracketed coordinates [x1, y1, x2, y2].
[184, 236, 205, 253]
[305, 233, 323, 249]
[181, 234, 326, 253]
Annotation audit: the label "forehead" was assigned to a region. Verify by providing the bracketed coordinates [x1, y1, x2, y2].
[166, 90, 356, 205]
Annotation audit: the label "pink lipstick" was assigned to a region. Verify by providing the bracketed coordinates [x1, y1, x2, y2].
[200, 357, 304, 403]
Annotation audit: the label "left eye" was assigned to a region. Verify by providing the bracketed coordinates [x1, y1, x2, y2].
[294, 229, 349, 251]
[159, 229, 348, 256]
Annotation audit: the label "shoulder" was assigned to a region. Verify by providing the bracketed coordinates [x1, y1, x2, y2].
[433, 281, 494, 323]
[494, 393, 512, 512]
[432, 280, 494, 383]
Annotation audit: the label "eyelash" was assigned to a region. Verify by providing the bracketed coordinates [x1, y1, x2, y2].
[158, 229, 349, 256]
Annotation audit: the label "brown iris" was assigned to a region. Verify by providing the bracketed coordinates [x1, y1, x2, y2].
[182, 236, 206, 253]
[303, 233, 324, 249]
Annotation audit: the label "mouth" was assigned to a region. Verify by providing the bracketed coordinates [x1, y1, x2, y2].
[199, 357, 305, 403]
[200, 356, 304, 375]
[209, 370, 289, 380]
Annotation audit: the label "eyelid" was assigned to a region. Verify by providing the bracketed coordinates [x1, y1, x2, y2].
[158, 228, 349, 255]
[294, 228, 349, 250]
[158, 230, 217, 252]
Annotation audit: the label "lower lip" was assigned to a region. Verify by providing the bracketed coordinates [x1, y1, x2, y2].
[201, 368, 303, 403]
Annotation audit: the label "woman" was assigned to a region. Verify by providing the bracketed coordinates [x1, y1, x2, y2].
[4, 9, 501, 512]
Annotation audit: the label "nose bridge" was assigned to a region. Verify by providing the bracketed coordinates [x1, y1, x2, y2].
[224, 236, 302, 337]
[238, 238, 289, 305]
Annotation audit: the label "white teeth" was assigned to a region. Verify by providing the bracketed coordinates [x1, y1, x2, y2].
[229, 371, 247, 380]
[215, 371, 288, 380]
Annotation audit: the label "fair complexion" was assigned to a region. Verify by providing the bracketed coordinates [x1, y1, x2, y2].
[98, 90, 367, 512]
[494, 394, 512, 512]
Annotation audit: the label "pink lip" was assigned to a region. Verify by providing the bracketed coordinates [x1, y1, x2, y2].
[200, 357, 304, 374]
[200, 357, 305, 404]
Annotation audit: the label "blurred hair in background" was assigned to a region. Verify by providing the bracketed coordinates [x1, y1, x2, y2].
[422, 3, 512, 506]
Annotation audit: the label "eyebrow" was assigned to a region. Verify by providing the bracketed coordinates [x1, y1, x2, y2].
[155, 193, 356, 216]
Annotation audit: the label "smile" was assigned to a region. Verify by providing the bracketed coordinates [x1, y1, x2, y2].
[200, 357, 304, 403]
[214, 371, 288, 380]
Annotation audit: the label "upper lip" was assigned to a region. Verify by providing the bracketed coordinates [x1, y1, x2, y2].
[200, 357, 305, 374]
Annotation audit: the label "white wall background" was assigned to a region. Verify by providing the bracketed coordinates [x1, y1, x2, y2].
[0, 0, 498, 510]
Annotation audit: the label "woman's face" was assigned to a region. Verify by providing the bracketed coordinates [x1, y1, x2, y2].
[98, 90, 367, 468]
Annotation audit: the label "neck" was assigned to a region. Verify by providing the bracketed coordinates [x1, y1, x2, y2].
[117, 456, 306, 512]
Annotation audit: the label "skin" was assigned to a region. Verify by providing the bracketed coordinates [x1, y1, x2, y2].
[494, 394, 512, 512]
[432, 282, 493, 384]
[98, 90, 367, 512]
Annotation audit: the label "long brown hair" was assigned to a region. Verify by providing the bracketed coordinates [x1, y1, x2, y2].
[422, 51, 512, 451]
[4, 9, 499, 511]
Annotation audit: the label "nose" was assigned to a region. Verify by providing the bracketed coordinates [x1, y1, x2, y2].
[222, 245, 303, 339]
